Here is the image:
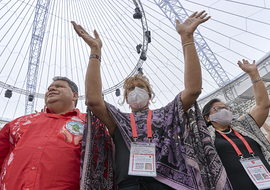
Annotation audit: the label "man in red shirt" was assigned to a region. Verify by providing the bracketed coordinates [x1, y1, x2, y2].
[0, 77, 86, 190]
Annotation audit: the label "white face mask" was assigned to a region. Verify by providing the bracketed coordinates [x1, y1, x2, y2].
[127, 87, 149, 109]
[209, 109, 233, 127]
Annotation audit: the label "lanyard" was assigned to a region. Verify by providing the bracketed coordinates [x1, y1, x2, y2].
[217, 128, 254, 158]
[130, 110, 152, 141]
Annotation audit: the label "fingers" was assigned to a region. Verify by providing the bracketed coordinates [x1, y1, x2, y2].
[94, 30, 99, 39]
[237, 59, 255, 66]
[195, 10, 206, 18]
[242, 59, 250, 64]
[189, 11, 210, 23]
[43, 105, 47, 112]
[190, 11, 198, 18]
[237, 60, 242, 67]
[71, 21, 82, 36]
[200, 16, 211, 23]
[71, 21, 89, 37]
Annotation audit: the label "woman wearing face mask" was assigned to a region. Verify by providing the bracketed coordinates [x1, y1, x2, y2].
[202, 59, 270, 190]
[72, 11, 232, 190]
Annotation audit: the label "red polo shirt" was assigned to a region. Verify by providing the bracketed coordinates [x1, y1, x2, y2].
[0, 109, 86, 190]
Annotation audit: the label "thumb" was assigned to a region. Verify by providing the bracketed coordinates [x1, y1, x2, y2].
[94, 30, 99, 39]
[175, 19, 180, 25]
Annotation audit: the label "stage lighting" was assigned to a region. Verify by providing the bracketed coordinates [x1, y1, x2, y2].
[138, 68, 143, 75]
[133, 8, 142, 19]
[5, 89, 12, 98]
[136, 44, 142, 54]
[140, 51, 147, 61]
[115, 89, 120, 97]
[145, 31, 151, 43]
[28, 94, 34, 102]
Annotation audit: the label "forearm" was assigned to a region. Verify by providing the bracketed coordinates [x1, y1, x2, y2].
[249, 70, 270, 127]
[180, 35, 202, 112]
[250, 71, 269, 108]
[182, 36, 202, 96]
[85, 47, 103, 107]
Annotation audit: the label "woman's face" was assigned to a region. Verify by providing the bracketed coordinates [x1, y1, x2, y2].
[208, 102, 229, 116]
[126, 80, 148, 96]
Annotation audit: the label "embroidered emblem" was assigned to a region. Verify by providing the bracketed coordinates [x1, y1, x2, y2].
[66, 121, 84, 135]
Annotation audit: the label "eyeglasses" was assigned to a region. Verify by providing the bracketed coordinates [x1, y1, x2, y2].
[211, 106, 230, 112]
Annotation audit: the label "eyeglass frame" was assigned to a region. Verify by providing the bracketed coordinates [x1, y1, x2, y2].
[210, 106, 230, 112]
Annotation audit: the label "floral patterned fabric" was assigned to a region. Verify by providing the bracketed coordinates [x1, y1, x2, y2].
[80, 112, 114, 190]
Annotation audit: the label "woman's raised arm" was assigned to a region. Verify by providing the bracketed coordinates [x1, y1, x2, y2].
[175, 11, 210, 112]
[71, 21, 116, 136]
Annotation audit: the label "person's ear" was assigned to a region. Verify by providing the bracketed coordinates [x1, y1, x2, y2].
[204, 115, 210, 122]
[73, 92, 78, 102]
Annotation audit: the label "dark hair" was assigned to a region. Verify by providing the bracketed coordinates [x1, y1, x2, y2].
[202, 98, 221, 126]
[52, 76, 78, 107]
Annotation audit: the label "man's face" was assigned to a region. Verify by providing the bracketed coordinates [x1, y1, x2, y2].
[45, 80, 77, 108]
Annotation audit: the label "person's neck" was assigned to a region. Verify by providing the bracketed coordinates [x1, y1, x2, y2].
[47, 104, 75, 115]
[212, 122, 230, 131]
[131, 105, 149, 112]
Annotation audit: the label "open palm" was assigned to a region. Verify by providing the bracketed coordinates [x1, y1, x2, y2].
[71, 21, 102, 50]
[176, 11, 210, 37]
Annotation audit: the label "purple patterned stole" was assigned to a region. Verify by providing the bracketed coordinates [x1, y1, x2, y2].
[105, 93, 232, 190]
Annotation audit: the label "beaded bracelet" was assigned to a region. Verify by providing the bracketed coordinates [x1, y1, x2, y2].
[252, 77, 262, 84]
[90, 54, 101, 62]
[182, 42, 195, 48]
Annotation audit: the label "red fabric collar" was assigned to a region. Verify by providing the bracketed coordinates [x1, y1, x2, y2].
[45, 108, 82, 119]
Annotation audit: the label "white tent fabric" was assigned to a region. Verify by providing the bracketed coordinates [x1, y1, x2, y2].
[1, 0, 270, 120]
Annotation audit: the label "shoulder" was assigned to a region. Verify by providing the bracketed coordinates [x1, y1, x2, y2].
[231, 114, 258, 130]
[73, 108, 86, 121]
[8, 112, 42, 125]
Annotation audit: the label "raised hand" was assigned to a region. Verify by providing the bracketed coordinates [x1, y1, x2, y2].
[35, 105, 47, 113]
[71, 21, 102, 50]
[176, 11, 210, 38]
[237, 59, 257, 75]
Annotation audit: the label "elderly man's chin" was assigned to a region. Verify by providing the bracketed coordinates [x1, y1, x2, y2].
[46, 97, 60, 105]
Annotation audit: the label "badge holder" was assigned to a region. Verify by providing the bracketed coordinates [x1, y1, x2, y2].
[217, 129, 270, 190]
[128, 139, 157, 177]
[128, 110, 157, 177]
[240, 155, 270, 190]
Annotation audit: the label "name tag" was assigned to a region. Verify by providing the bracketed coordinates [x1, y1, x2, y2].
[240, 156, 270, 189]
[128, 142, 157, 177]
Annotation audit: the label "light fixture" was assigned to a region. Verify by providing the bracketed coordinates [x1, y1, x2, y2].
[28, 94, 34, 102]
[140, 51, 147, 61]
[115, 89, 120, 97]
[5, 89, 12, 98]
[133, 8, 142, 19]
[138, 68, 143, 75]
[136, 44, 142, 54]
[145, 31, 151, 43]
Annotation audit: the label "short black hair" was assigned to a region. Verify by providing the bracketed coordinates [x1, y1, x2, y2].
[52, 76, 78, 107]
[202, 98, 221, 126]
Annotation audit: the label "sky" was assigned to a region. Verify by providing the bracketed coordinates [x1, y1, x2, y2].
[0, 0, 270, 121]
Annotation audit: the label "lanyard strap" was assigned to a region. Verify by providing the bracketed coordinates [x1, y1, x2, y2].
[217, 128, 254, 157]
[130, 110, 152, 139]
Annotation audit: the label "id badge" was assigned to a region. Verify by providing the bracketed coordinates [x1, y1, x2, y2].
[240, 156, 270, 189]
[128, 142, 157, 177]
